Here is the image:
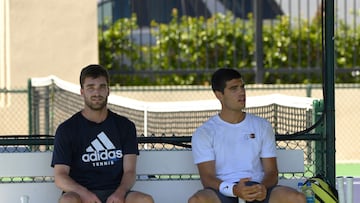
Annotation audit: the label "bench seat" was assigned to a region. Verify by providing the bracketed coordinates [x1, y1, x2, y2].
[0, 149, 304, 203]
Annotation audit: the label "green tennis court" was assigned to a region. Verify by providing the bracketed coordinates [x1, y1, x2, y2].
[336, 163, 360, 177]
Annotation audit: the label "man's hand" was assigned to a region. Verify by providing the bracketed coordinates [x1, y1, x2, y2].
[253, 183, 266, 201]
[78, 190, 102, 203]
[233, 178, 267, 201]
[106, 190, 126, 203]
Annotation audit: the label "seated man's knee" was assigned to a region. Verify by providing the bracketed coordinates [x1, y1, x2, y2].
[59, 191, 82, 203]
[140, 193, 154, 203]
[295, 191, 306, 203]
[126, 191, 154, 203]
[188, 193, 205, 203]
[188, 189, 220, 203]
[288, 189, 306, 203]
[270, 186, 307, 203]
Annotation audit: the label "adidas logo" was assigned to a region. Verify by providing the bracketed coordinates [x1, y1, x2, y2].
[81, 132, 123, 166]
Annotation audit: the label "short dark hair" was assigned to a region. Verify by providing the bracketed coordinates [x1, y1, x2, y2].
[211, 68, 242, 93]
[79, 64, 110, 88]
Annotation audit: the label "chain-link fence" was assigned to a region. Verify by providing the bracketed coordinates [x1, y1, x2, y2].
[1, 81, 360, 180]
[2, 83, 359, 162]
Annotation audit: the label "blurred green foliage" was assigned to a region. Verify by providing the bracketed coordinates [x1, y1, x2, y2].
[99, 11, 360, 85]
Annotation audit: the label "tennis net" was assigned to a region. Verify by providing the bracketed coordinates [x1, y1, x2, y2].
[30, 76, 317, 138]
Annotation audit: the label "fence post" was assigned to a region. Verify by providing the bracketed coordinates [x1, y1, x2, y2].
[313, 99, 325, 175]
[254, 0, 264, 83]
[324, 0, 336, 186]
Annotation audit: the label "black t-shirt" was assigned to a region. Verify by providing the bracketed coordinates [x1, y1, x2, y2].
[51, 110, 139, 190]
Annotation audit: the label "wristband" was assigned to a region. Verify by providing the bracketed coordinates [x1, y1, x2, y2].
[219, 181, 236, 197]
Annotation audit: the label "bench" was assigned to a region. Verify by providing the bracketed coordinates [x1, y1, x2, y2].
[0, 149, 304, 203]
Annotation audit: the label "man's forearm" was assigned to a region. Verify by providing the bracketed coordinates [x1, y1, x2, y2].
[260, 172, 278, 188]
[55, 174, 89, 194]
[115, 171, 136, 194]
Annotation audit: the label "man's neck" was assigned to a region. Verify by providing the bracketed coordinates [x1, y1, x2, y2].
[81, 108, 108, 123]
[219, 110, 246, 124]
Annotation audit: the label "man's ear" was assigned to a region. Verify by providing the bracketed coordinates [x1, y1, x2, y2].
[214, 90, 223, 101]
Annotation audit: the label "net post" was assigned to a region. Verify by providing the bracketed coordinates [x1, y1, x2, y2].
[27, 78, 32, 135]
[144, 106, 147, 137]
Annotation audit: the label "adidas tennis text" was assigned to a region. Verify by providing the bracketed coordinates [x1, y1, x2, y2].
[82, 149, 123, 162]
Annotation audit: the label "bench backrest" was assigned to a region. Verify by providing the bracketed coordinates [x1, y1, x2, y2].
[0, 152, 61, 203]
[0, 149, 304, 203]
[134, 149, 304, 203]
[136, 149, 304, 174]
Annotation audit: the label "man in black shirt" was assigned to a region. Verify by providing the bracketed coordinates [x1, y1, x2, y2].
[52, 64, 154, 203]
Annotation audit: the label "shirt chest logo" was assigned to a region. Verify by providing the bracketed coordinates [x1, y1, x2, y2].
[81, 132, 123, 167]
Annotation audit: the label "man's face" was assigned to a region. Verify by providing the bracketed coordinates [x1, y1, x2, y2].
[216, 78, 246, 111]
[81, 76, 109, 111]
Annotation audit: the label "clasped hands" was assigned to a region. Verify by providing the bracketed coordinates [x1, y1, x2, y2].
[233, 178, 267, 202]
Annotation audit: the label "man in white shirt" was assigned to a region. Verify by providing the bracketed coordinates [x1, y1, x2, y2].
[188, 68, 306, 203]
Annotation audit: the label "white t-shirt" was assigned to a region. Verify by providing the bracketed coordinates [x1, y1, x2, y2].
[191, 113, 276, 183]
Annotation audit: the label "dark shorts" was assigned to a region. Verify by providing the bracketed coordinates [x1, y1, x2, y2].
[91, 189, 133, 203]
[91, 189, 115, 203]
[207, 181, 277, 203]
[63, 189, 132, 203]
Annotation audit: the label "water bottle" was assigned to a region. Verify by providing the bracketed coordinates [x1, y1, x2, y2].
[297, 182, 303, 192]
[20, 195, 29, 203]
[303, 181, 315, 203]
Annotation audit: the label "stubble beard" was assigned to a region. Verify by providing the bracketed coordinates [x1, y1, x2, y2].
[85, 97, 108, 111]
